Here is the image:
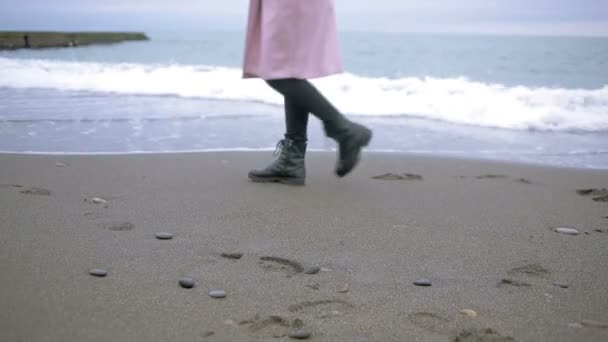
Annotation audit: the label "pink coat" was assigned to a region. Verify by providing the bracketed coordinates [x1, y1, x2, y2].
[242, 0, 343, 80]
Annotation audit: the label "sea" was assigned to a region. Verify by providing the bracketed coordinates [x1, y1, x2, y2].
[1, 31, 607, 168]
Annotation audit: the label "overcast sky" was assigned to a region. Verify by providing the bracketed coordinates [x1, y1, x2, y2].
[1, 0, 607, 36]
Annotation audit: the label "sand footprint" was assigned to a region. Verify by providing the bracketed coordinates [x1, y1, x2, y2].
[406, 312, 452, 334]
[453, 328, 515, 342]
[258, 256, 304, 277]
[288, 299, 353, 319]
[457, 175, 534, 184]
[372, 173, 423, 181]
[498, 263, 549, 288]
[475, 174, 507, 179]
[507, 263, 550, 277]
[97, 221, 135, 231]
[2, 184, 52, 196]
[239, 315, 303, 339]
[577, 188, 608, 202]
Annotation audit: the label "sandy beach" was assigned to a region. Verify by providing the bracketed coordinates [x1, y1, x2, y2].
[1, 151, 607, 342]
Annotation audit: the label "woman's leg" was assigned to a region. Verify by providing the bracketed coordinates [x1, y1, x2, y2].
[266, 79, 350, 138]
[283, 96, 309, 142]
[266, 78, 372, 177]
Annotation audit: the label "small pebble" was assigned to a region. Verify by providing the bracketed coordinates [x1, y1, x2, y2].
[414, 279, 432, 286]
[460, 309, 478, 318]
[89, 268, 108, 277]
[209, 290, 226, 298]
[554, 227, 580, 235]
[337, 282, 350, 293]
[304, 266, 321, 275]
[288, 329, 312, 339]
[155, 232, 174, 240]
[581, 320, 608, 329]
[553, 282, 569, 289]
[595, 229, 604, 233]
[220, 252, 243, 260]
[179, 278, 195, 289]
[55, 162, 67, 167]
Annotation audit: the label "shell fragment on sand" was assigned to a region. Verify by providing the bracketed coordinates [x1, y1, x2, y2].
[460, 309, 478, 318]
[90, 197, 107, 204]
[554, 227, 580, 235]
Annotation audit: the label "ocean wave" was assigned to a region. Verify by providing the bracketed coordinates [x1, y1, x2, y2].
[1, 57, 607, 131]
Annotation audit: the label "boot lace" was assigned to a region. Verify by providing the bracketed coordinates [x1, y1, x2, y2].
[273, 139, 286, 157]
[273, 139, 294, 163]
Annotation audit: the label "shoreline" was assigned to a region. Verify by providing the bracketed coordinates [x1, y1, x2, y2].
[1, 150, 606, 171]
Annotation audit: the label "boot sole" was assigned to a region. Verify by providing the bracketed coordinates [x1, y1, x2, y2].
[248, 175, 305, 186]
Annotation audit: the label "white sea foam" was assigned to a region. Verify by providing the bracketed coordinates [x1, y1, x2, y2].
[1, 57, 606, 131]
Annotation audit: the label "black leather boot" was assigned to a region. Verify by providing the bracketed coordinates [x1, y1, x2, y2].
[327, 122, 373, 178]
[248, 138, 306, 185]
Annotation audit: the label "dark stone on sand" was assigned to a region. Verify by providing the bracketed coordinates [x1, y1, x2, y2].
[498, 278, 531, 287]
[595, 229, 604, 233]
[221, 252, 243, 260]
[89, 268, 108, 277]
[304, 266, 321, 275]
[179, 278, 195, 289]
[414, 279, 432, 287]
[209, 290, 226, 298]
[155, 232, 174, 240]
[289, 329, 312, 339]
[553, 282, 569, 289]
[203, 331, 215, 338]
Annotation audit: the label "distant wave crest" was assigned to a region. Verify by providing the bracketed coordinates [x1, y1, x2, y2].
[1, 57, 607, 131]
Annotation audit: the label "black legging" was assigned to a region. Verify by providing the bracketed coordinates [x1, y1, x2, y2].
[266, 79, 349, 142]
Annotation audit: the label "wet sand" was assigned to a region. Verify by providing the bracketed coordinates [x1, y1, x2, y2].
[1, 152, 607, 341]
